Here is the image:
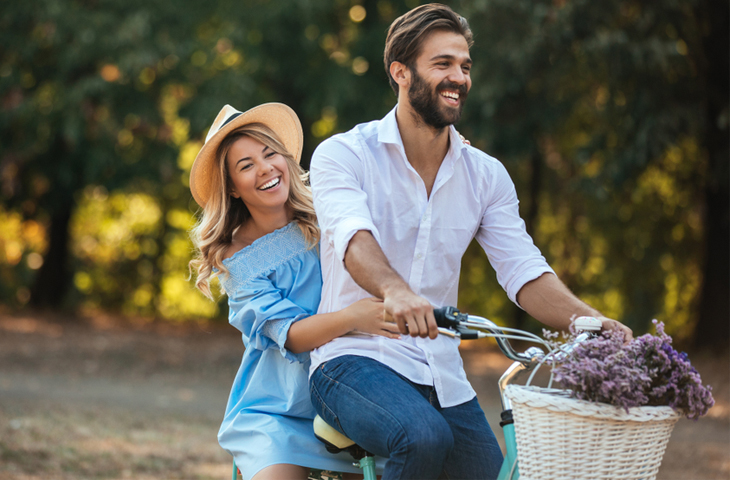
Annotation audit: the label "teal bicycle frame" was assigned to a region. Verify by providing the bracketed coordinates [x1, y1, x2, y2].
[499, 419, 520, 480]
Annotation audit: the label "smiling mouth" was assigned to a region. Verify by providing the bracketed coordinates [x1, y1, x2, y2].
[258, 177, 281, 191]
[440, 90, 460, 102]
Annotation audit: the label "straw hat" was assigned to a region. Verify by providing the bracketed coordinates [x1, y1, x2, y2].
[189, 103, 303, 207]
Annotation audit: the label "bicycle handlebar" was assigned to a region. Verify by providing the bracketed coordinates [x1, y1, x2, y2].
[386, 305, 596, 365]
[434, 306, 597, 411]
[434, 306, 596, 364]
[435, 306, 543, 363]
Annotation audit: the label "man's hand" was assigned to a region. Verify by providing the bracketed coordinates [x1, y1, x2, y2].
[518, 273, 633, 341]
[344, 231, 438, 340]
[599, 317, 633, 342]
[383, 286, 438, 339]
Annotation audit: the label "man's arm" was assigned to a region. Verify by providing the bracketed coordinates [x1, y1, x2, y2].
[344, 230, 438, 339]
[517, 272, 633, 339]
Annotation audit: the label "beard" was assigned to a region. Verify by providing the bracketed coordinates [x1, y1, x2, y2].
[407, 67, 468, 130]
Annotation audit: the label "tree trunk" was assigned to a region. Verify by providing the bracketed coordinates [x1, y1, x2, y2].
[693, 0, 729, 350]
[29, 204, 73, 308]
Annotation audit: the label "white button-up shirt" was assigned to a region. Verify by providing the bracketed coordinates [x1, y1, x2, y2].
[309, 106, 554, 407]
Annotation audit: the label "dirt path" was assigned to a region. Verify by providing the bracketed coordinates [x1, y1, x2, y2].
[1, 312, 727, 480]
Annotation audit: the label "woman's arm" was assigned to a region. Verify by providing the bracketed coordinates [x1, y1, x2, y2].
[284, 297, 401, 354]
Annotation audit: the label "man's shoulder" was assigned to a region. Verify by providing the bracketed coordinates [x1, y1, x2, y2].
[311, 117, 384, 168]
[457, 144, 518, 199]
[460, 143, 509, 176]
[316, 117, 380, 150]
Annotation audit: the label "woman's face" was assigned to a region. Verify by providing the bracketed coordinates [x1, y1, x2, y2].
[226, 135, 290, 215]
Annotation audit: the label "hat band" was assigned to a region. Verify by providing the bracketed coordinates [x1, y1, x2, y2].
[220, 112, 242, 130]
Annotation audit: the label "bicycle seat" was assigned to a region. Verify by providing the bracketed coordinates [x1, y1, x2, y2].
[313, 415, 372, 460]
[313, 415, 355, 449]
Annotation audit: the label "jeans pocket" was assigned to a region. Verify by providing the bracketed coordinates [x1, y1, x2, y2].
[319, 357, 344, 379]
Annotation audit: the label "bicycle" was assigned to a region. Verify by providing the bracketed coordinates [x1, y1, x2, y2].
[230, 306, 599, 479]
[308, 306, 601, 480]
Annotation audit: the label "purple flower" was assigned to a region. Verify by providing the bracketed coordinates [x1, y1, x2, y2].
[549, 320, 715, 419]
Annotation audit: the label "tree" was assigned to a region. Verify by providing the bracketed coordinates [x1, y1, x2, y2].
[692, 0, 729, 350]
[0, 0, 206, 306]
[454, 0, 727, 339]
[1, 0, 725, 342]
[0, 0, 411, 310]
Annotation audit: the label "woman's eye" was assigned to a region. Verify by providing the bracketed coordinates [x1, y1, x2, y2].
[266, 152, 276, 158]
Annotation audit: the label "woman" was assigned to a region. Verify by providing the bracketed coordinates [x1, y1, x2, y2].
[188, 103, 399, 480]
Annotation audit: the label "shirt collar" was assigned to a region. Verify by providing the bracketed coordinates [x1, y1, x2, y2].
[377, 104, 469, 159]
[377, 105, 403, 146]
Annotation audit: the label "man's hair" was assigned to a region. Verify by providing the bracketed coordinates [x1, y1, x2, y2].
[383, 3, 473, 94]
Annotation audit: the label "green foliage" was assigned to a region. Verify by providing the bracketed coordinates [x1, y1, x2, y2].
[0, 0, 724, 339]
[453, 0, 712, 338]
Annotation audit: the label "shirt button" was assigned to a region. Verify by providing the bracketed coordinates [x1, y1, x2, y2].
[416, 253, 422, 259]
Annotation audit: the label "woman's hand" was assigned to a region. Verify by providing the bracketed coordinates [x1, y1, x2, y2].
[457, 131, 470, 145]
[345, 297, 401, 339]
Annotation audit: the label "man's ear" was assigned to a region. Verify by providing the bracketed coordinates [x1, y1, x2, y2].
[390, 61, 410, 89]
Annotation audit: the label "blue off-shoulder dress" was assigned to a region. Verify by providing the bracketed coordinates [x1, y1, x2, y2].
[217, 222, 359, 480]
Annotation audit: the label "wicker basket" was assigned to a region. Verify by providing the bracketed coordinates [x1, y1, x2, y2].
[504, 385, 680, 480]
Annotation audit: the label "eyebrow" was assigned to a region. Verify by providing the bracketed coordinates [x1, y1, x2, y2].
[430, 54, 473, 65]
[235, 145, 270, 167]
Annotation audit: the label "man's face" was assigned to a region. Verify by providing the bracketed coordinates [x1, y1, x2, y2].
[407, 30, 472, 129]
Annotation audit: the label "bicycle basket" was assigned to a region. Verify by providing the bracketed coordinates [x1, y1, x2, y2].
[504, 385, 680, 480]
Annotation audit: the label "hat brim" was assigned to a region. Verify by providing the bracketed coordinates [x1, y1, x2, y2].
[189, 103, 303, 208]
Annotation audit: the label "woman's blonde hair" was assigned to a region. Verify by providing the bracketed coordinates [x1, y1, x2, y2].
[189, 122, 319, 299]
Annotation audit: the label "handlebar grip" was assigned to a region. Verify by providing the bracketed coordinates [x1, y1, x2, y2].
[433, 306, 463, 329]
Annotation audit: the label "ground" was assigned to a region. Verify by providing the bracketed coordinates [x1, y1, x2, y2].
[0, 311, 728, 480]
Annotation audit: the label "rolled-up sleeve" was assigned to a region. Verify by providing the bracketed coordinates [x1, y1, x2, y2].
[310, 137, 381, 265]
[476, 162, 554, 307]
[228, 275, 310, 363]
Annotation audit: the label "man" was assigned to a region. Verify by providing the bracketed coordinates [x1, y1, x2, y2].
[308, 4, 632, 479]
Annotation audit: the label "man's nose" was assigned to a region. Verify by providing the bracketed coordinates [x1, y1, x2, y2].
[447, 66, 467, 85]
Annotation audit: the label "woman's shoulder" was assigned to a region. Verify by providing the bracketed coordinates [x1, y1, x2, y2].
[221, 222, 317, 292]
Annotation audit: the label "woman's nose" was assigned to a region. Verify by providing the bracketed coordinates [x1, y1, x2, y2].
[258, 161, 274, 175]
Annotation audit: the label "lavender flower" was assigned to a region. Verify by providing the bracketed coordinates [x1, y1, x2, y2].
[550, 321, 714, 419]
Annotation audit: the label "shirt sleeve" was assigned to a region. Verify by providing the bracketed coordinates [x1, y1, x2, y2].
[475, 162, 555, 307]
[310, 136, 381, 265]
[227, 274, 310, 363]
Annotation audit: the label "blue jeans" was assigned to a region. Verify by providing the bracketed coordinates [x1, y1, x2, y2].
[309, 355, 503, 480]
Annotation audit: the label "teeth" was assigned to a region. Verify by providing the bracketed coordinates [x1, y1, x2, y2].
[259, 177, 280, 190]
[441, 91, 459, 100]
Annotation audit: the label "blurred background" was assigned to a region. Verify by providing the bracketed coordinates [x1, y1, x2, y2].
[0, 0, 727, 345]
[1, 2, 728, 479]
